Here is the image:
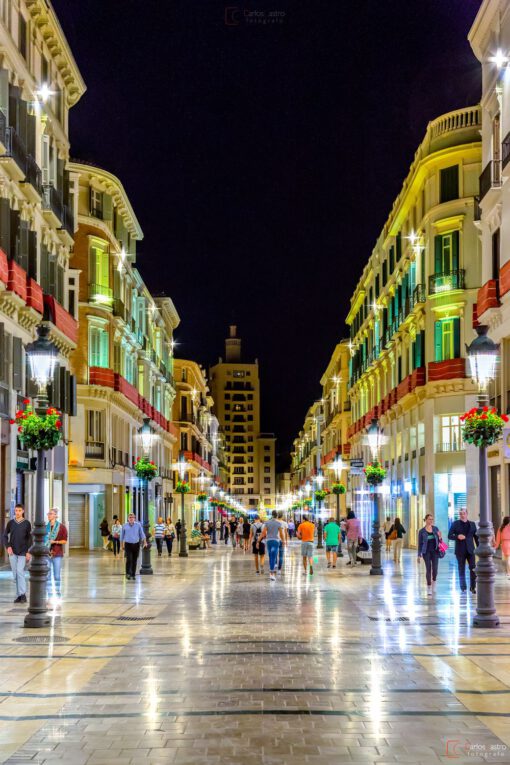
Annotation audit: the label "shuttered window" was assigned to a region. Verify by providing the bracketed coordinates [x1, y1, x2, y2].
[440, 165, 459, 203]
[86, 410, 104, 442]
[88, 326, 109, 368]
[434, 318, 460, 361]
[434, 231, 459, 274]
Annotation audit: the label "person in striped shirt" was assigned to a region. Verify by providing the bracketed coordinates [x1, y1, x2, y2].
[153, 517, 166, 557]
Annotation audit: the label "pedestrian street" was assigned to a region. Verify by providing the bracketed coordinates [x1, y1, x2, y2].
[1, 543, 510, 764]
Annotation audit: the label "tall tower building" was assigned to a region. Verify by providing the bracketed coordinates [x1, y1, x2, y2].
[210, 326, 275, 510]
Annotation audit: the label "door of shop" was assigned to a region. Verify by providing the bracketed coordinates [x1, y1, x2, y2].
[69, 494, 86, 548]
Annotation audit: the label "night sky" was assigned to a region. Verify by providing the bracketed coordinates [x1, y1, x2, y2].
[52, 0, 482, 468]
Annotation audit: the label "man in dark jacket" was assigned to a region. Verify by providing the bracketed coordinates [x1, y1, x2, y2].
[448, 508, 478, 593]
[3, 504, 32, 603]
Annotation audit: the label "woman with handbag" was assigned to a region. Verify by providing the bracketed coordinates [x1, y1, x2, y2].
[494, 516, 510, 577]
[164, 517, 176, 557]
[389, 517, 406, 563]
[417, 514, 444, 595]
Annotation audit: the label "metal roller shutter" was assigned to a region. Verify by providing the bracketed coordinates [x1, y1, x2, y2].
[69, 494, 86, 548]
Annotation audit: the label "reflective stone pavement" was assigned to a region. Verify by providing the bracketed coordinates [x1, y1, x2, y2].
[1, 543, 510, 763]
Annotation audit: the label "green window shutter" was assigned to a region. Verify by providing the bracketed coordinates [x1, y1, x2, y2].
[100, 330, 109, 368]
[89, 246, 97, 286]
[18, 221, 28, 272]
[40, 244, 49, 293]
[0, 198, 10, 258]
[389, 246, 394, 273]
[434, 321, 442, 361]
[421, 330, 425, 366]
[411, 341, 416, 371]
[89, 327, 98, 367]
[12, 336, 22, 391]
[440, 165, 459, 203]
[102, 193, 113, 222]
[452, 230, 459, 271]
[0, 69, 8, 120]
[434, 235, 442, 274]
[453, 317, 460, 358]
[28, 230, 37, 280]
[57, 264, 64, 304]
[27, 113, 36, 157]
[48, 255, 57, 297]
[396, 232, 402, 260]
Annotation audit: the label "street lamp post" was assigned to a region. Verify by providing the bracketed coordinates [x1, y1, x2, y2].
[467, 325, 500, 628]
[330, 454, 345, 557]
[315, 473, 324, 549]
[138, 418, 155, 575]
[210, 483, 218, 544]
[173, 457, 190, 557]
[24, 324, 59, 628]
[367, 417, 383, 576]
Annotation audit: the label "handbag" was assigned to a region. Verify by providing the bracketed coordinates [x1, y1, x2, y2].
[389, 529, 398, 541]
[438, 540, 448, 559]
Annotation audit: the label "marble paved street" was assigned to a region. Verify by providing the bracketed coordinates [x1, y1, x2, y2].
[1, 542, 510, 763]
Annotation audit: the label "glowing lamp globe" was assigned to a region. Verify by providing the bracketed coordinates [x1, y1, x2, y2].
[466, 326, 499, 390]
[26, 324, 59, 390]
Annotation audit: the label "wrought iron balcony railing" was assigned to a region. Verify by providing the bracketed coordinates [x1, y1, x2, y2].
[479, 159, 502, 201]
[429, 269, 465, 295]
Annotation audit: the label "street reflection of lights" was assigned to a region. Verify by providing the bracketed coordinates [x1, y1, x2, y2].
[368, 653, 383, 735]
[180, 619, 192, 657]
[145, 671, 159, 722]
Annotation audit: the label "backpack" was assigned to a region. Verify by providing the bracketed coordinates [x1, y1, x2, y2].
[252, 522, 262, 542]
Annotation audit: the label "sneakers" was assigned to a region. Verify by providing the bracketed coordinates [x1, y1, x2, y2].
[14, 595, 26, 603]
[332, 565, 336, 569]
[470, 587, 476, 594]
[327, 562, 331, 569]
[260, 567, 264, 574]
[255, 570, 260, 575]
[270, 573, 276, 582]
[427, 586, 432, 596]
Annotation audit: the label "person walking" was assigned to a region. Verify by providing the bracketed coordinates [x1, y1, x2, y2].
[175, 519, 182, 542]
[223, 519, 230, 545]
[288, 519, 295, 539]
[236, 518, 243, 549]
[111, 515, 122, 558]
[164, 518, 176, 557]
[297, 514, 315, 576]
[323, 517, 341, 569]
[345, 510, 361, 567]
[153, 516, 166, 557]
[45, 508, 68, 598]
[99, 517, 110, 550]
[277, 511, 288, 574]
[249, 514, 265, 574]
[260, 511, 285, 582]
[229, 517, 237, 548]
[121, 513, 146, 580]
[3, 503, 32, 603]
[383, 516, 393, 553]
[242, 517, 251, 552]
[417, 514, 442, 596]
[495, 516, 510, 578]
[389, 517, 406, 563]
[448, 508, 478, 594]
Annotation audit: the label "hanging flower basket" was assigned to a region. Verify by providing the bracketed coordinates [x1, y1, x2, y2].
[175, 480, 190, 494]
[461, 406, 508, 448]
[332, 482, 346, 495]
[314, 489, 330, 502]
[303, 498, 312, 508]
[197, 492, 208, 502]
[363, 461, 386, 486]
[134, 457, 158, 480]
[10, 401, 62, 451]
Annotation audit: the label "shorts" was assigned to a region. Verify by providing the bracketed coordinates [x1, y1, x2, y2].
[252, 541, 265, 555]
[326, 544, 338, 552]
[301, 541, 314, 558]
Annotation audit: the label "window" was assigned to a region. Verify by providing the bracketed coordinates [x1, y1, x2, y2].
[264, 467, 270, 473]
[264, 456, 271, 463]
[19, 13, 27, 60]
[264, 477, 271, 484]
[264, 488, 270, 494]
[233, 370, 245, 378]
[225, 404, 230, 410]
[88, 325, 109, 368]
[440, 415, 461, 452]
[434, 232, 459, 274]
[440, 165, 459, 203]
[86, 410, 104, 443]
[434, 318, 460, 361]
[42, 56, 49, 84]
[90, 189, 103, 218]
[264, 445, 270, 451]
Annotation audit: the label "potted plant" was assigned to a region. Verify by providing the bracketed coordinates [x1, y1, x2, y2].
[331, 482, 346, 495]
[175, 480, 190, 493]
[10, 401, 62, 450]
[197, 492, 208, 502]
[314, 488, 330, 503]
[461, 406, 508, 448]
[363, 461, 386, 486]
[134, 457, 158, 480]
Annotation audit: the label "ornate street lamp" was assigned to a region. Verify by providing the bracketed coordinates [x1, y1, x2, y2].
[173, 456, 190, 557]
[137, 417, 157, 575]
[329, 454, 346, 556]
[315, 472, 325, 549]
[466, 325, 500, 628]
[24, 324, 59, 628]
[366, 417, 383, 576]
[210, 483, 218, 544]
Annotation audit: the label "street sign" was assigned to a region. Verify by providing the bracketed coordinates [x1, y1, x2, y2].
[350, 459, 364, 468]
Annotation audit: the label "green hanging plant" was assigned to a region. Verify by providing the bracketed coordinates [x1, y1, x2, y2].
[331, 482, 346, 495]
[363, 461, 386, 486]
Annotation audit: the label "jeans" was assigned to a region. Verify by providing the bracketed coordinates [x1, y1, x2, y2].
[422, 551, 439, 586]
[231, 534, 237, 548]
[347, 539, 357, 564]
[277, 540, 285, 570]
[224, 531, 229, 545]
[165, 537, 173, 555]
[456, 552, 476, 590]
[47, 556, 62, 596]
[155, 537, 163, 555]
[266, 539, 279, 572]
[112, 537, 120, 556]
[9, 554, 27, 596]
[124, 542, 140, 577]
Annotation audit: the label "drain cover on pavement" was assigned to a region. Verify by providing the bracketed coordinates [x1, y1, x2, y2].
[116, 616, 155, 622]
[368, 616, 410, 622]
[13, 635, 70, 643]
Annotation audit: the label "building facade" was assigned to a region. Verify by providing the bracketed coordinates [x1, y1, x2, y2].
[67, 162, 179, 548]
[469, 0, 510, 534]
[346, 107, 482, 545]
[210, 325, 275, 510]
[0, 0, 83, 547]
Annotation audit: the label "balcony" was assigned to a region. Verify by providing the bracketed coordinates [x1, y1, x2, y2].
[429, 269, 465, 295]
[22, 154, 43, 199]
[42, 184, 64, 226]
[61, 204, 74, 238]
[89, 283, 113, 305]
[85, 441, 105, 460]
[436, 441, 464, 454]
[479, 159, 502, 202]
[4, 126, 28, 180]
[113, 298, 126, 320]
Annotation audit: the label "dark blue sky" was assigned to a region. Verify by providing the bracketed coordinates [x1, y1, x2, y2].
[52, 0, 482, 466]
